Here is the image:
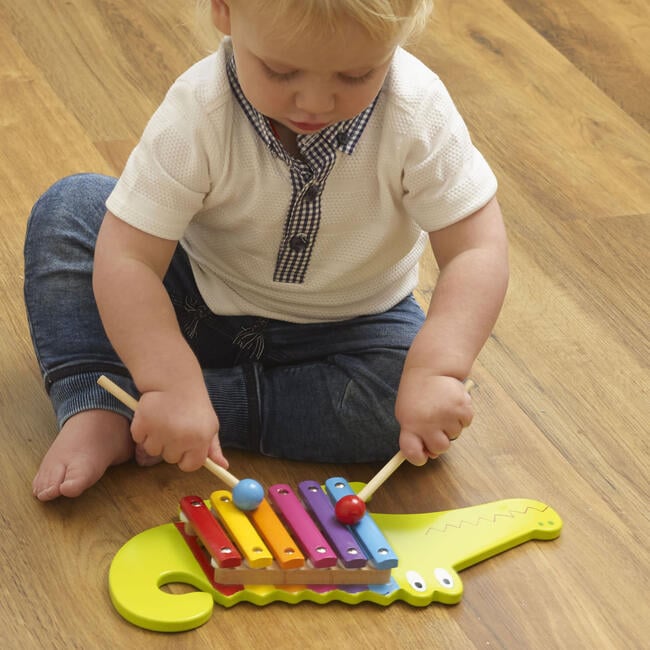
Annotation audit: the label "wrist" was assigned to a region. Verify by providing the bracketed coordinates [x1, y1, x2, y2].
[129, 335, 204, 395]
[403, 331, 474, 380]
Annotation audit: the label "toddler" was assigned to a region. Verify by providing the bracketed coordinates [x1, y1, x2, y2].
[25, 0, 508, 501]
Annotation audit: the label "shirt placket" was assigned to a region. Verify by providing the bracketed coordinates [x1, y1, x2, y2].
[273, 151, 334, 284]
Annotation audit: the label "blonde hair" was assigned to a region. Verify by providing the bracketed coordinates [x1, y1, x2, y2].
[195, 0, 433, 49]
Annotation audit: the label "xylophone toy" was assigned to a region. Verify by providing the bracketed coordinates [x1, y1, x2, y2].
[108, 477, 562, 632]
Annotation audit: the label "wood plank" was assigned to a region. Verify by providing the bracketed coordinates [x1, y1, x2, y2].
[503, 0, 650, 129]
[412, 0, 650, 221]
[1, 0, 199, 141]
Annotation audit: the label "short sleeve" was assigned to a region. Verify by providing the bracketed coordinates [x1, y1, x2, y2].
[401, 78, 497, 232]
[105, 79, 213, 240]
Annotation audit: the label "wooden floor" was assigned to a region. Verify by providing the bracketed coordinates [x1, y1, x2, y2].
[0, 1, 648, 648]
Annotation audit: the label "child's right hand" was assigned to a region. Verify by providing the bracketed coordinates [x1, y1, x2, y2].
[130, 382, 226, 472]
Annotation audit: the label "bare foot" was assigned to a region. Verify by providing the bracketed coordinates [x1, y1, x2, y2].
[33, 409, 135, 501]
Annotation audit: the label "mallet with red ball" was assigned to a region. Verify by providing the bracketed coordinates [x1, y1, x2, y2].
[335, 379, 475, 525]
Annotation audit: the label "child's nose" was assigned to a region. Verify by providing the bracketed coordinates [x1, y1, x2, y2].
[294, 84, 335, 115]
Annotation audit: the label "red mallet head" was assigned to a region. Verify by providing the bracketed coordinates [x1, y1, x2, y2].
[334, 494, 366, 525]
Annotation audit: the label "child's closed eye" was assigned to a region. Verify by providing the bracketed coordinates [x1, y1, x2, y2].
[262, 62, 299, 82]
[261, 61, 375, 86]
[338, 70, 375, 85]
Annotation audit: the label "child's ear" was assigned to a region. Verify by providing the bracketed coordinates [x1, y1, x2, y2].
[211, 0, 232, 35]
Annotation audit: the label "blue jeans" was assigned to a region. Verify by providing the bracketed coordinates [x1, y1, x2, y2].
[24, 174, 425, 463]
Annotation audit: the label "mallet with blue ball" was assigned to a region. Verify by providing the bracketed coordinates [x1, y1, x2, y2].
[97, 375, 264, 511]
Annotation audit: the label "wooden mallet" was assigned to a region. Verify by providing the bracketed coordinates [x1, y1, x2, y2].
[334, 379, 475, 524]
[97, 375, 264, 511]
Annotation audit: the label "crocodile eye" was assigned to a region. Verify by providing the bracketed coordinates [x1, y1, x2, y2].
[434, 567, 454, 588]
[406, 570, 427, 592]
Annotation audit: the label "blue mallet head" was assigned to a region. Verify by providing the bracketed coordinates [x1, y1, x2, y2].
[231, 478, 265, 511]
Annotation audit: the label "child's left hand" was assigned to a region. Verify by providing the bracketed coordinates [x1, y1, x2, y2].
[395, 372, 473, 465]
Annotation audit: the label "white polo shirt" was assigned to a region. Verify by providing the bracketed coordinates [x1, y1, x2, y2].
[106, 39, 497, 323]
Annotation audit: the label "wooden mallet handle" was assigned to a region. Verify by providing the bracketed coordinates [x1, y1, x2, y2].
[357, 379, 475, 502]
[96, 375, 240, 488]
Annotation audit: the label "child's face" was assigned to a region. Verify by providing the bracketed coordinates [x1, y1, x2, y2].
[216, 1, 397, 134]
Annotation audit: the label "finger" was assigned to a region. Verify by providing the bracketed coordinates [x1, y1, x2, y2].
[399, 430, 433, 466]
[446, 418, 465, 441]
[177, 448, 207, 472]
[427, 429, 452, 455]
[137, 435, 163, 458]
[161, 446, 183, 465]
[207, 436, 228, 468]
[449, 406, 474, 440]
[459, 409, 473, 428]
[129, 417, 146, 445]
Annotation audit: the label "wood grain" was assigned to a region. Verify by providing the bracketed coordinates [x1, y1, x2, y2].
[503, 0, 650, 129]
[0, 0, 648, 648]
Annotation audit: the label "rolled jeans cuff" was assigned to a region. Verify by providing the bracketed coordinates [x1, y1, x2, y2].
[48, 371, 134, 428]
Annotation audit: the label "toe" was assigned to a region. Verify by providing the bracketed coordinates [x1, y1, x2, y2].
[35, 484, 62, 501]
[33, 464, 66, 501]
[58, 478, 89, 498]
[58, 457, 109, 498]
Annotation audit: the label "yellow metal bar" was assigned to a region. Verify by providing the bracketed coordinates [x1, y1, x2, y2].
[210, 491, 273, 568]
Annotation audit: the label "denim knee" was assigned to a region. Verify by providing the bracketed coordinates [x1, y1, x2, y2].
[25, 174, 116, 241]
[333, 348, 406, 458]
[258, 347, 408, 463]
